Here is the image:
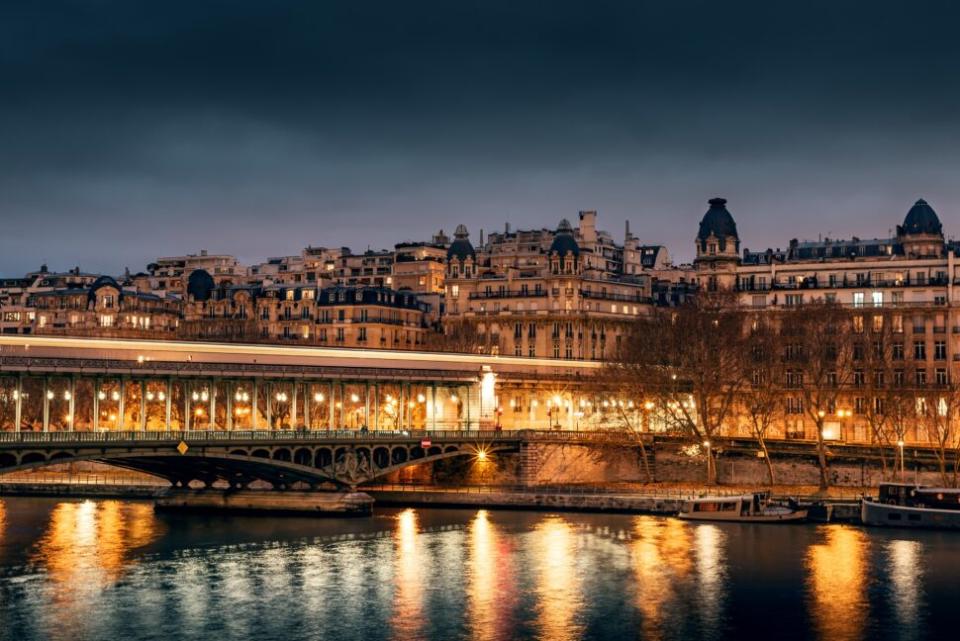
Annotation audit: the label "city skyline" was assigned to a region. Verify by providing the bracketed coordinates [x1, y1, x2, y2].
[5, 1, 960, 273]
[1, 194, 954, 276]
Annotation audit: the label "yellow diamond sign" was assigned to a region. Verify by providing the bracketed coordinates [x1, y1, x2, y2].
[176, 441, 189, 455]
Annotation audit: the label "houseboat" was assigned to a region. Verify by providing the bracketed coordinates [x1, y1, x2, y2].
[861, 482, 960, 530]
[678, 492, 808, 523]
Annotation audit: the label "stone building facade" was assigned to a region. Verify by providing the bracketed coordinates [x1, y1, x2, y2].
[443, 213, 659, 360]
[692, 196, 960, 443]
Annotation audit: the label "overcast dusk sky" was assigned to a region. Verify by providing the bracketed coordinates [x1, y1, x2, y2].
[3, 1, 960, 274]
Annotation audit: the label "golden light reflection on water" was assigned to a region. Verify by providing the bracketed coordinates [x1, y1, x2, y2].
[31, 500, 162, 607]
[887, 539, 923, 634]
[391, 508, 424, 640]
[467, 510, 515, 641]
[531, 516, 582, 641]
[630, 516, 693, 640]
[806, 526, 869, 641]
[694, 524, 726, 629]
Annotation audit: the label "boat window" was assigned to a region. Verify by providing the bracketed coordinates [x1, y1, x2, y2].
[908, 514, 921, 522]
[887, 513, 902, 521]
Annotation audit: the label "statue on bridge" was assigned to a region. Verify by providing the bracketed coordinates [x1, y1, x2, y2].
[334, 447, 374, 484]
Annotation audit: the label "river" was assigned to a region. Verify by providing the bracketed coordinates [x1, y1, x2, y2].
[0, 497, 955, 641]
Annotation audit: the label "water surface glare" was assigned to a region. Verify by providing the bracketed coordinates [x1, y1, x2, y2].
[0, 497, 957, 641]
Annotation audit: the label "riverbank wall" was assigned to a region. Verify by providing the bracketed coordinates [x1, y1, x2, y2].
[421, 441, 950, 488]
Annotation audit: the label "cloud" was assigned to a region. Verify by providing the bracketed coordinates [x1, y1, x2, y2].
[2, 1, 960, 273]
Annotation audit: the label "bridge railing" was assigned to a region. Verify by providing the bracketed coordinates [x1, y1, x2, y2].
[0, 429, 537, 445]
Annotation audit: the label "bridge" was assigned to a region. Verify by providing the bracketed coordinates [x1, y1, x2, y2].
[0, 336, 632, 494]
[0, 429, 615, 489]
[0, 335, 606, 434]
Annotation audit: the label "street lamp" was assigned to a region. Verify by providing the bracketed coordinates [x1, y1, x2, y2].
[898, 439, 905, 482]
[703, 439, 712, 482]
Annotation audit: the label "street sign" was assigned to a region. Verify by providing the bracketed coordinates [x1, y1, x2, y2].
[420, 438, 432, 448]
[176, 441, 189, 455]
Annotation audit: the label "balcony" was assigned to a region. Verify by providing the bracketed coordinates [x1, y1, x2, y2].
[741, 276, 951, 292]
[580, 291, 653, 304]
[469, 290, 547, 300]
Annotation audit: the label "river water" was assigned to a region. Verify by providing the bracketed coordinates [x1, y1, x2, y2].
[0, 497, 956, 641]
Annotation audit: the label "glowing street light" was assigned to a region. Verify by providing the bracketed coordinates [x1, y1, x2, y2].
[898, 439, 906, 482]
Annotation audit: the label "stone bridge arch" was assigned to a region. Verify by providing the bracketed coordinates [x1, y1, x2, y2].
[0, 439, 519, 490]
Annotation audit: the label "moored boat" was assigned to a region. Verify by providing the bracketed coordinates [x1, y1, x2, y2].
[678, 492, 808, 523]
[861, 482, 960, 530]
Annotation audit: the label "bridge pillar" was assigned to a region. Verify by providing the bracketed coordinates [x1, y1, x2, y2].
[518, 441, 542, 487]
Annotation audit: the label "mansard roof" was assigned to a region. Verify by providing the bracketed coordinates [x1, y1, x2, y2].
[901, 198, 943, 236]
[447, 224, 475, 260]
[549, 219, 580, 256]
[697, 198, 739, 241]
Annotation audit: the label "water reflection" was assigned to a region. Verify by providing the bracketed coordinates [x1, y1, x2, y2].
[467, 510, 514, 641]
[630, 516, 693, 640]
[391, 508, 424, 640]
[531, 516, 582, 641]
[806, 526, 869, 641]
[2, 500, 957, 641]
[694, 524, 726, 633]
[31, 500, 161, 602]
[887, 539, 924, 637]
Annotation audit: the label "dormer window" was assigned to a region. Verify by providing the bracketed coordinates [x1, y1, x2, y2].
[708, 243, 717, 254]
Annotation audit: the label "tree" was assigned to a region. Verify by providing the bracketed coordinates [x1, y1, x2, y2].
[422, 320, 497, 354]
[612, 292, 748, 484]
[741, 314, 782, 485]
[781, 301, 855, 491]
[916, 382, 960, 486]
[857, 311, 902, 478]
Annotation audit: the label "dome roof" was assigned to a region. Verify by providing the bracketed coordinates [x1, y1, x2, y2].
[697, 198, 739, 241]
[902, 198, 943, 236]
[88, 275, 121, 303]
[447, 224, 475, 260]
[550, 219, 580, 256]
[186, 269, 216, 302]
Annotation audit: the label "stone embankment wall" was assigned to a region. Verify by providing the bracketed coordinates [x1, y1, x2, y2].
[654, 446, 947, 487]
[428, 442, 950, 488]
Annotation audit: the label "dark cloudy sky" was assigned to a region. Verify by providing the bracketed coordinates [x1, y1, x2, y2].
[3, 1, 960, 274]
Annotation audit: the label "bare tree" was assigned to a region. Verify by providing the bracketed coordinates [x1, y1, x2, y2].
[422, 320, 498, 354]
[781, 301, 855, 491]
[612, 292, 748, 484]
[592, 369, 656, 482]
[917, 381, 960, 486]
[741, 313, 782, 485]
[858, 311, 901, 478]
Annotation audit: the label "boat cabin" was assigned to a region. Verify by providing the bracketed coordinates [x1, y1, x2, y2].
[878, 483, 960, 510]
